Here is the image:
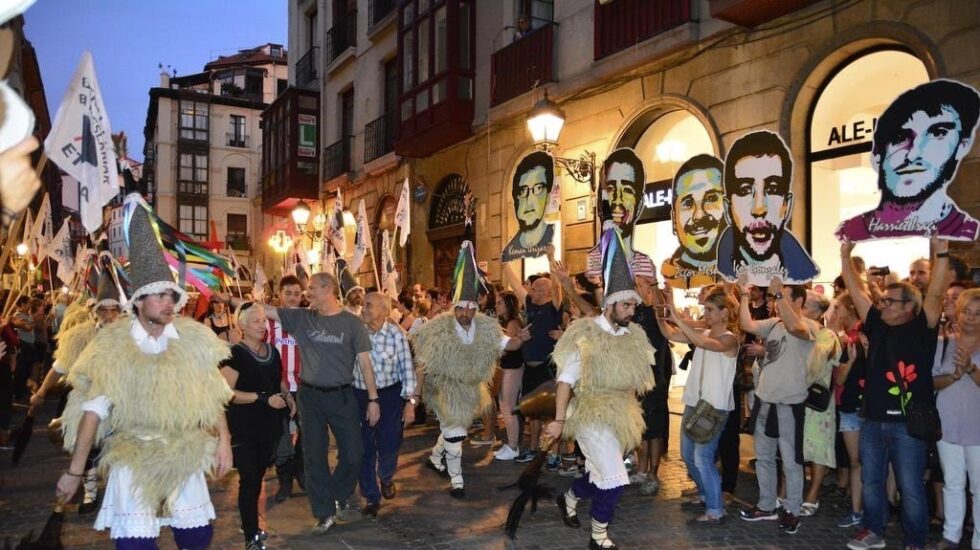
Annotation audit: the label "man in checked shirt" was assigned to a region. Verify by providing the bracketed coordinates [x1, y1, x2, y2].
[268, 275, 305, 502]
[354, 292, 417, 517]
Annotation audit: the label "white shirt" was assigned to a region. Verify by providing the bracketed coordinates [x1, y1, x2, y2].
[681, 330, 738, 411]
[453, 319, 511, 350]
[557, 314, 629, 386]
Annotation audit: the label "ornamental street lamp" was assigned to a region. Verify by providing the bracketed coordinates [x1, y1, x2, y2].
[526, 90, 597, 193]
[291, 200, 328, 241]
[267, 230, 293, 255]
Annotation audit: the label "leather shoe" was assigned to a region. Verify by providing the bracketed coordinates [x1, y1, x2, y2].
[362, 502, 380, 518]
[275, 483, 291, 503]
[449, 487, 465, 499]
[556, 495, 580, 528]
[78, 500, 98, 515]
[381, 482, 396, 499]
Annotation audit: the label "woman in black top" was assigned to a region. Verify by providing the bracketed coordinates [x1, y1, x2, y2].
[205, 301, 232, 341]
[493, 291, 525, 461]
[220, 302, 294, 550]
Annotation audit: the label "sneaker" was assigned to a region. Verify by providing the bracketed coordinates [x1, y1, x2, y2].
[334, 500, 360, 524]
[311, 516, 335, 535]
[639, 478, 661, 496]
[739, 506, 779, 521]
[779, 510, 800, 534]
[846, 528, 886, 550]
[558, 463, 582, 477]
[494, 444, 519, 461]
[561, 452, 578, 462]
[837, 511, 863, 528]
[515, 449, 537, 463]
[628, 472, 649, 485]
[245, 537, 266, 550]
[799, 501, 819, 517]
[469, 433, 496, 447]
[546, 454, 561, 472]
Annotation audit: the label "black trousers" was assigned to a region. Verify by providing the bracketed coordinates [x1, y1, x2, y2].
[719, 383, 743, 494]
[232, 437, 276, 540]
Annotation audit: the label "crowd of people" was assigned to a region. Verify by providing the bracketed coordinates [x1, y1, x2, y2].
[0, 231, 976, 550]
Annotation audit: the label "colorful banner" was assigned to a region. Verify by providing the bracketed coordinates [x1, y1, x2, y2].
[835, 79, 980, 242]
[501, 151, 555, 262]
[715, 131, 819, 286]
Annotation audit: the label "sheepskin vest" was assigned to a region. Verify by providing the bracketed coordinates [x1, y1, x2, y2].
[412, 311, 501, 428]
[53, 319, 97, 374]
[59, 300, 92, 335]
[553, 317, 656, 452]
[62, 317, 232, 514]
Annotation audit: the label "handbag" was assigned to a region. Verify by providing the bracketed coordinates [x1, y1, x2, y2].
[889, 359, 942, 442]
[805, 383, 832, 412]
[683, 356, 727, 444]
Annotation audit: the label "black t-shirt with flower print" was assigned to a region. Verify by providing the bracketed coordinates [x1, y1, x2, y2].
[861, 307, 937, 422]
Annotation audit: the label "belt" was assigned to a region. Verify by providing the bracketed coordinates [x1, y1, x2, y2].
[300, 380, 351, 393]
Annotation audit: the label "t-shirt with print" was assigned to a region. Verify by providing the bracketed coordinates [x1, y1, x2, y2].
[277, 308, 372, 388]
[861, 306, 937, 423]
[753, 317, 819, 405]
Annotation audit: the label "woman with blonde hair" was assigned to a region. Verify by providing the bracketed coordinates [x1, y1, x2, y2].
[932, 288, 980, 550]
[658, 287, 739, 523]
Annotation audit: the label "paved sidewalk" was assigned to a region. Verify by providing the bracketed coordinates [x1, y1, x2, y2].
[0, 391, 965, 549]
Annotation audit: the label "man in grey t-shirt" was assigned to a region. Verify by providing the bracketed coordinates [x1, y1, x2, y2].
[736, 276, 817, 533]
[221, 272, 380, 535]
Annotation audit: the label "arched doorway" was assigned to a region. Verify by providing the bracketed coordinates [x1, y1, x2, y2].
[427, 173, 472, 291]
[807, 48, 930, 278]
[617, 107, 718, 275]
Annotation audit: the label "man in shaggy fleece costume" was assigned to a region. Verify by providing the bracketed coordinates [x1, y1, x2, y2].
[413, 240, 526, 497]
[32, 260, 123, 513]
[546, 224, 657, 550]
[55, 194, 233, 549]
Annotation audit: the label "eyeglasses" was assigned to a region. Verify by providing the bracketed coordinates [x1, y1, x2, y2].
[878, 297, 911, 308]
[516, 182, 548, 199]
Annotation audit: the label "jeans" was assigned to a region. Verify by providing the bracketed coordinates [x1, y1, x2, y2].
[297, 385, 364, 519]
[860, 420, 928, 547]
[753, 401, 804, 515]
[936, 440, 980, 548]
[354, 383, 405, 504]
[681, 405, 728, 517]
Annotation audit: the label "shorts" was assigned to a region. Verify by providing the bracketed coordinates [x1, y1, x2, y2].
[838, 411, 862, 433]
[521, 360, 556, 396]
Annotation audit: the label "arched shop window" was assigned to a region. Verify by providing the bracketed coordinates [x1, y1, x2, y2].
[808, 48, 929, 280]
[627, 110, 715, 277]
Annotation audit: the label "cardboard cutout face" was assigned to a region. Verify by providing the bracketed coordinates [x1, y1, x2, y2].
[835, 79, 980, 242]
[662, 154, 726, 289]
[501, 151, 555, 261]
[716, 130, 819, 286]
[600, 148, 645, 241]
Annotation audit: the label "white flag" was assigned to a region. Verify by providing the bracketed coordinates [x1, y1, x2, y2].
[394, 178, 411, 247]
[328, 189, 347, 256]
[351, 199, 372, 272]
[322, 241, 336, 275]
[48, 220, 74, 283]
[44, 51, 119, 234]
[22, 207, 33, 251]
[380, 229, 398, 300]
[252, 264, 267, 302]
[31, 193, 52, 260]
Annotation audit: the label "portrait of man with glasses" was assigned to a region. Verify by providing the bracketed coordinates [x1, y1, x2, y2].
[501, 151, 556, 262]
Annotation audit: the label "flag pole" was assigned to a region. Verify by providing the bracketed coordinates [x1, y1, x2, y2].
[367, 247, 381, 290]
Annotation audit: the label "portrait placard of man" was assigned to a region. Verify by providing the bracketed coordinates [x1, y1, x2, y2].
[661, 154, 726, 289]
[585, 148, 656, 279]
[501, 151, 555, 261]
[836, 79, 980, 242]
[715, 131, 819, 286]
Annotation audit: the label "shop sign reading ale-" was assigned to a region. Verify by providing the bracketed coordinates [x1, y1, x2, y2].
[826, 118, 876, 147]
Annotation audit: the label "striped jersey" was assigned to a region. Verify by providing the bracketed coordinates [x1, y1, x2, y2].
[267, 319, 302, 392]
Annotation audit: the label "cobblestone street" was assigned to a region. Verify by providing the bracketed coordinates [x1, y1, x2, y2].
[0, 391, 963, 549]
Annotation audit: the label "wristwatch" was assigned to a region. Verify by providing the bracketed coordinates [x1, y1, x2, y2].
[406, 395, 419, 406]
[368, 397, 380, 404]
[773, 292, 784, 300]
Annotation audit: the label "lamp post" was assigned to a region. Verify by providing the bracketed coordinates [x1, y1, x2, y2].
[526, 89, 599, 236]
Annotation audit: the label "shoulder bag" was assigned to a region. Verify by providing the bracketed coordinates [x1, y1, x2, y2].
[683, 354, 727, 444]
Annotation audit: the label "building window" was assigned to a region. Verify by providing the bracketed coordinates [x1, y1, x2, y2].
[228, 115, 247, 147]
[807, 48, 929, 278]
[178, 203, 208, 238]
[516, 0, 553, 28]
[179, 153, 208, 194]
[226, 213, 248, 249]
[179, 100, 209, 142]
[227, 167, 246, 197]
[217, 68, 264, 99]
